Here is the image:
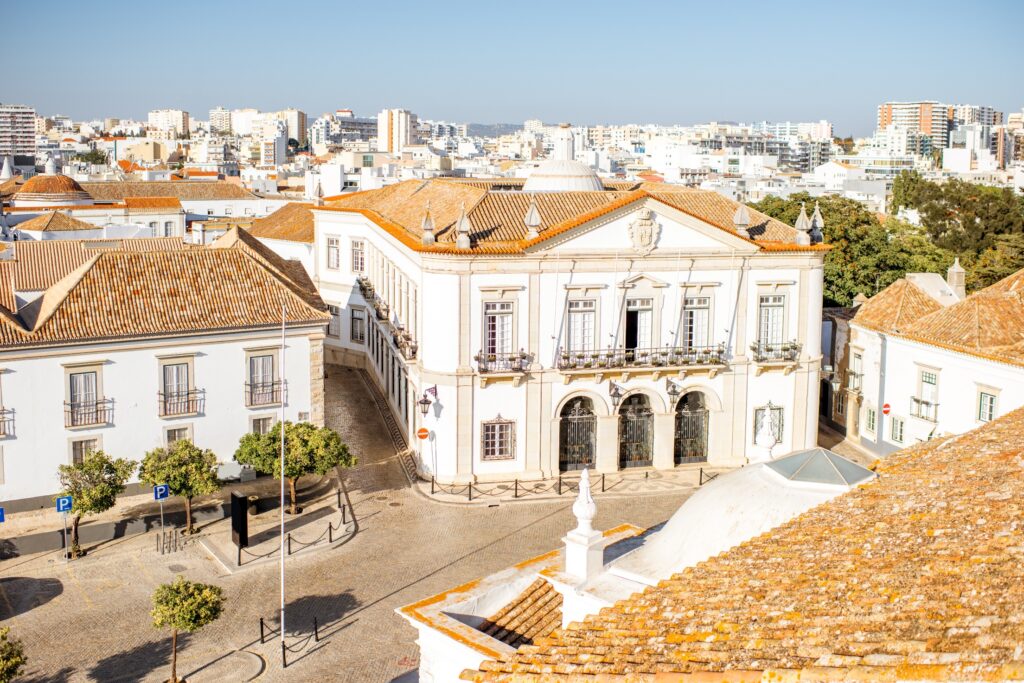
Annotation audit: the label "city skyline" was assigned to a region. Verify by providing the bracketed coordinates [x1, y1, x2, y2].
[8, 0, 1023, 136]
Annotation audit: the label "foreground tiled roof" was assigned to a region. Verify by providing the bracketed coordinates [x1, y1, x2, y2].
[247, 202, 314, 243]
[478, 579, 563, 650]
[323, 179, 815, 254]
[80, 181, 255, 201]
[16, 211, 98, 233]
[852, 278, 944, 334]
[466, 408, 1024, 682]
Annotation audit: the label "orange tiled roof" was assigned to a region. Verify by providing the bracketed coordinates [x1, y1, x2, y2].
[16, 174, 87, 195]
[16, 212, 98, 233]
[80, 181, 256, 201]
[322, 179, 814, 254]
[123, 196, 182, 210]
[466, 407, 1024, 682]
[0, 231, 326, 349]
[852, 278, 944, 334]
[246, 202, 314, 243]
[478, 579, 562, 650]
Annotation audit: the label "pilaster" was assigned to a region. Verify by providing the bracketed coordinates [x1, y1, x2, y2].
[308, 333, 325, 427]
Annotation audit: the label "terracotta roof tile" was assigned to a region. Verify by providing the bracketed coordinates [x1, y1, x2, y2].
[478, 579, 563, 649]
[852, 279, 944, 334]
[80, 181, 255, 201]
[16, 211, 98, 233]
[465, 407, 1024, 682]
[123, 196, 182, 210]
[246, 202, 314, 243]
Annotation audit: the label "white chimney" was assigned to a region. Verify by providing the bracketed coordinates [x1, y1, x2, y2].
[421, 201, 435, 245]
[947, 257, 966, 300]
[563, 468, 603, 583]
[455, 202, 472, 250]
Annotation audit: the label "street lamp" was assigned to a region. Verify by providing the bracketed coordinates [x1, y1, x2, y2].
[609, 382, 623, 409]
[665, 378, 681, 399]
[418, 393, 433, 417]
[821, 364, 841, 394]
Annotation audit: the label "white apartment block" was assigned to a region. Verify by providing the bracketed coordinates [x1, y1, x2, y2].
[0, 230, 330, 510]
[377, 109, 417, 153]
[209, 106, 232, 134]
[146, 109, 190, 138]
[877, 101, 951, 150]
[251, 162, 829, 484]
[0, 103, 36, 157]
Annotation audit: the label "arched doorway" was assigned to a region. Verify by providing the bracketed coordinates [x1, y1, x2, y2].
[618, 394, 653, 469]
[559, 397, 596, 472]
[674, 392, 708, 464]
[819, 379, 831, 419]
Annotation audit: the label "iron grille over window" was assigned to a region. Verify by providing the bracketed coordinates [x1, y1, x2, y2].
[481, 416, 515, 461]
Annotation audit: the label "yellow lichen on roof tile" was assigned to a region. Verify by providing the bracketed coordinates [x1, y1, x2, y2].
[463, 407, 1024, 682]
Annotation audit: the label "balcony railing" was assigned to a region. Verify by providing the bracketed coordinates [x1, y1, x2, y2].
[158, 389, 206, 417]
[750, 340, 801, 363]
[475, 350, 530, 374]
[0, 408, 13, 436]
[910, 397, 938, 422]
[245, 381, 284, 407]
[558, 344, 727, 371]
[64, 399, 114, 428]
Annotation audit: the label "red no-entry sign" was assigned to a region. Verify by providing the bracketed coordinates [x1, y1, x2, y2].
[417, 427, 429, 440]
[882, 403, 891, 415]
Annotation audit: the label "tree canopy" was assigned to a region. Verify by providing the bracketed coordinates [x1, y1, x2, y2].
[152, 577, 224, 683]
[139, 440, 220, 534]
[57, 450, 136, 556]
[0, 627, 26, 683]
[72, 149, 109, 165]
[234, 421, 355, 513]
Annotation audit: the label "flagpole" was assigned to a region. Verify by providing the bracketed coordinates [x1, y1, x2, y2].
[280, 302, 286, 665]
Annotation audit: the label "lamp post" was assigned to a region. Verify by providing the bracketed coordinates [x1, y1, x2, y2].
[609, 382, 623, 409]
[665, 378, 681, 400]
[418, 393, 432, 417]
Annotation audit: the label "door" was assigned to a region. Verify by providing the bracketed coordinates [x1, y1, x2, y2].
[618, 394, 653, 468]
[674, 392, 708, 464]
[559, 397, 595, 472]
[249, 354, 274, 404]
[625, 298, 652, 359]
[163, 363, 190, 415]
[69, 371, 98, 426]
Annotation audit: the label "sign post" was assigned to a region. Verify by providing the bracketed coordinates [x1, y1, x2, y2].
[153, 484, 170, 533]
[56, 495, 73, 563]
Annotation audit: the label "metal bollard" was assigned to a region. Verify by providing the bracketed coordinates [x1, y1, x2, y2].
[431, 476, 435, 495]
[342, 504, 347, 525]
[314, 616, 320, 642]
[514, 479, 519, 499]
[557, 475, 562, 495]
[282, 641, 287, 669]
[287, 533, 292, 555]
[328, 523, 333, 544]
[260, 616, 266, 644]
[467, 483, 472, 502]
[602, 473, 606, 492]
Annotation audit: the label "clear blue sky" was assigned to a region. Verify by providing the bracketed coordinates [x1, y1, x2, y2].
[8, 0, 1023, 136]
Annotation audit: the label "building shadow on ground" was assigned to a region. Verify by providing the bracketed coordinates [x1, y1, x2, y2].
[20, 667, 75, 683]
[86, 632, 192, 683]
[0, 577, 63, 619]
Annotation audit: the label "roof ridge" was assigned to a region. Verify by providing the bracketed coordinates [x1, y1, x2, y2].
[24, 254, 101, 331]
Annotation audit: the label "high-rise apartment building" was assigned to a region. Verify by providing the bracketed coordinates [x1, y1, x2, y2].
[146, 109, 190, 138]
[376, 108, 417, 153]
[209, 106, 232, 134]
[278, 109, 307, 146]
[952, 104, 1003, 127]
[877, 101, 952, 149]
[0, 103, 37, 157]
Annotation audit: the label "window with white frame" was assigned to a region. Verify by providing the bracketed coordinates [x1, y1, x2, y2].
[914, 369, 938, 421]
[865, 406, 877, 434]
[481, 416, 515, 461]
[166, 427, 190, 446]
[567, 299, 595, 352]
[251, 416, 274, 435]
[757, 294, 785, 345]
[681, 296, 710, 349]
[351, 240, 365, 273]
[753, 404, 784, 443]
[835, 390, 846, 416]
[849, 352, 863, 390]
[978, 391, 997, 422]
[71, 438, 98, 465]
[351, 308, 366, 343]
[326, 237, 340, 270]
[328, 305, 342, 337]
[484, 301, 513, 356]
[891, 416, 905, 443]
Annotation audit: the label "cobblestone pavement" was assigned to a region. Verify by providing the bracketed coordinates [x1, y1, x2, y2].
[1, 366, 694, 683]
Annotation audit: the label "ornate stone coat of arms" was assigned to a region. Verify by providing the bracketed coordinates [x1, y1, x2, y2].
[628, 208, 660, 254]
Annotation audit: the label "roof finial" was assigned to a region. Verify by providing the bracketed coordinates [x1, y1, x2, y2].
[572, 468, 597, 534]
[751, 403, 779, 463]
[732, 203, 750, 239]
[0, 156, 12, 181]
[456, 202, 472, 250]
[809, 201, 824, 244]
[524, 194, 541, 240]
[421, 200, 436, 245]
[794, 202, 811, 245]
[313, 180, 324, 206]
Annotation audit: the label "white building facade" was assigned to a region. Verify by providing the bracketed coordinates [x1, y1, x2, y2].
[263, 168, 828, 484]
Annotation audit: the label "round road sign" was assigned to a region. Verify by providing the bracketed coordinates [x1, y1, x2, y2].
[882, 403, 891, 415]
[417, 427, 429, 440]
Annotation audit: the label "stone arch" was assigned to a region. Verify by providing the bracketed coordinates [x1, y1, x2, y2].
[673, 383, 723, 412]
[555, 390, 610, 418]
[620, 388, 666, 414]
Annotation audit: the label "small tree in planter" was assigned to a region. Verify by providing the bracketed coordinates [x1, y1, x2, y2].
[139, 440, 220, 535]
[151, 577, 224, 683]
[0, 626, 26, 683]
[234, 421, 356, 514]
[56, 451, 136, 557]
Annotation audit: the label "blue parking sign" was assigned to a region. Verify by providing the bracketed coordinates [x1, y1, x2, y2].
[0, 507, 5, 523]
[56, 496, 73, 513]
[153, 484, 170, 501]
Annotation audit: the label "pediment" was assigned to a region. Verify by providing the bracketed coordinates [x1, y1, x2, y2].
[526, 197, 760, 255]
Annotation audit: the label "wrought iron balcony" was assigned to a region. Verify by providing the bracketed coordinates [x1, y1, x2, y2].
[847, 371, 863, 391]
[245, 381, 284, 407]
[910, 397, 938, 422]
[558, 344, 727, 371]
[158, 389, 206, 417]
[750, 340, 801, 363]
[0, 408, 13, 436]
[64, 399, 114, 428]
[475, 350, 530, 374]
